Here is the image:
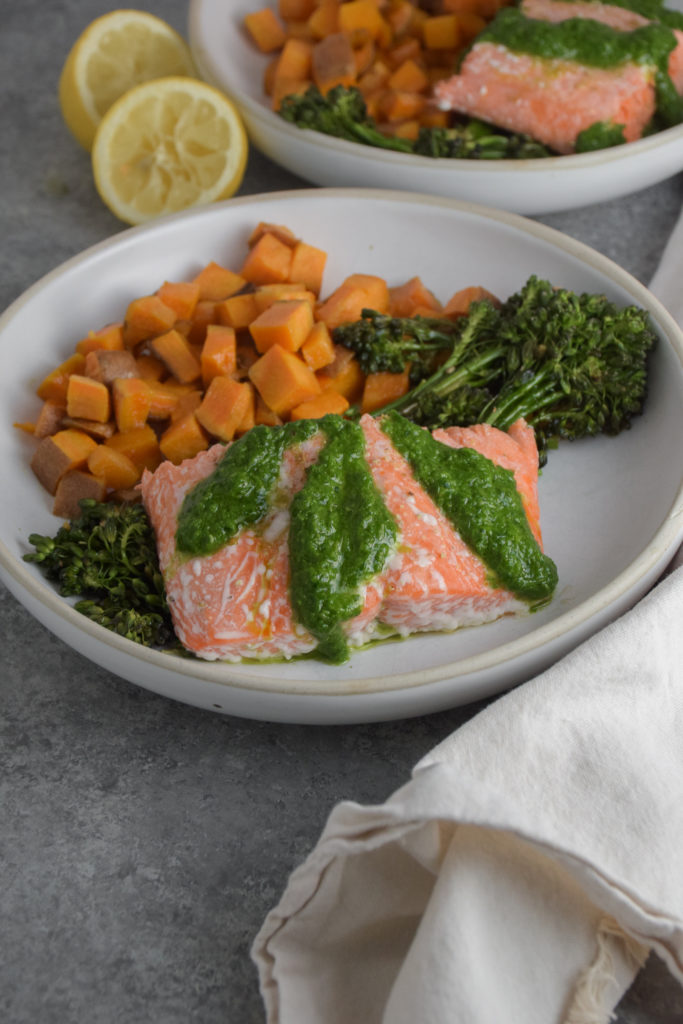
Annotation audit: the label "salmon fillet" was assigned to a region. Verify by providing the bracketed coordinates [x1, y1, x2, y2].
[520, 0, 683, 93]
[433, 40, 656, 153]
[141, 415, 549, 662]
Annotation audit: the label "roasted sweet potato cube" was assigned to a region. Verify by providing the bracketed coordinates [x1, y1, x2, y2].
[195, 376, 253, 442]
[31, 429, 98, 494]
[87, 445, 140, 490]
[52, 470, 107, 520]
[105, 425, 162, 474]
[123, 294, 177, 348]
[249, 298, 314, 354]
[66, 374, 111, 423]
[192, 262, 246, 302]
[248, 345, 321, 415]
[159, 413, 210, 464]
[240, 232, 293, 286]
[150, 328, 202, 384]
[34, 400, 65, 439]
[84, 348, 139, 385]
[76, 322, 125, 356]
[36, 353, 86, 404]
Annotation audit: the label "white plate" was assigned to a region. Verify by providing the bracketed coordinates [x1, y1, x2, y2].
[1, 189, 682, 724]
[188, 0, 683, 216]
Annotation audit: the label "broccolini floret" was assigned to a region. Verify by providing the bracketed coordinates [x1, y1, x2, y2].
[277, 85, 552, 159]
[335, 276, 657, 462]
[24, 498, 174, 647]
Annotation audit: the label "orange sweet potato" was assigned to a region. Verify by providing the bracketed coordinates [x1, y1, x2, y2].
[84, 348, 139, 385]
[31, 429, 98, 494]
[195, 376, 253, 442]
[240, 231, 293, 285]
[248, 344, 321, 415]
[156, 280, 201, 320]
[300, 321, 335, 371]
[36, 353, 86, 404]
[361, 368, 410, 414]
[249, 298, 315, 354]
[105, 425, 162, 474]
[389, 276, 443, 317]
[442, 285, 500, 319]
[290, 390, 350, 420]
[150, 329, 202, 384]
[123, 294, 177, 348]
[112, 377, 152, 432]
[87, 445, 141, 491]
[288, 241, 327, 295]
[159, 413, 210, 464]
[66, 374, 111, 424]
[76, 322, 125, 356]
[315, 273, 390, 330]
[192, 262, 246, 302]
[217, 293, 260, 329]
[201, 324, 237, 385]
[244, 7, 288, 52]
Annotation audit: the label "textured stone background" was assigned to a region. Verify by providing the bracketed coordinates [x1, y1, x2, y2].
[2, 2, 683, 1022]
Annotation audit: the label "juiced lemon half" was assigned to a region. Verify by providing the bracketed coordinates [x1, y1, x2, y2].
[59, 9, 196, 151]
[91, 77, 248, 225]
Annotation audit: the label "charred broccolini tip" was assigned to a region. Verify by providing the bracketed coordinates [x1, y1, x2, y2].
[24, 498, 174, 647]
[335, 276, 657, 464]
[277, 85, 552, 159]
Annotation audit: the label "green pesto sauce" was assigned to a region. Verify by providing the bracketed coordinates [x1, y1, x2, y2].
[175, 419, 317, 557]
[288, 416, 398, 664]
[480, 8, 683, 125]
[557, 0, 683, 31]
[381, 411, 558, 603]
[575, 120, 627, 149]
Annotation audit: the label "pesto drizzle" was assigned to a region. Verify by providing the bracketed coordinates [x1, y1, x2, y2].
[479, 8, 683, 124]
[288, 416, 398, 663]
[175, 419, 317, 557]
[380, 411, 558, 603]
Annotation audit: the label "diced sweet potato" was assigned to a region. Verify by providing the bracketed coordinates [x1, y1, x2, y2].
[192, 262, 246, 302]
[300, 321, 335, 371]
[389, 276, 443, 317]
[235, 381, 257, 436]
[195, 376, 253, 442]
[61, 417, 116, 441]
[112, 378, 152, 432]
[248, 222, 299, 248]
[315, 273, 390, 329]
[312, 32, 357, 92]
[185, 300, 219, 346]
[217, 293, 259, 330]
[254, 393, 283, 427]
[316, 348, 365, 403]
[253, 283, 316, 313]
[240, 231, 293, 286]
[361, 368, 410, 414]
[244, 7, 287, 51]
[75, 322, 125, 356]
[105, 425, 162, 474]
[150, 329, 202, 384]
[30, 429, 98, 495]
[248, 344, 321, 415]
[87, 445, 140, 490]
[134, 353, 167, 382]
[288, 241, 327, 295]
[201, 324, 237, 385]
[66, 374, 111, 423]
[34, 400, 65, 439]
[52, 470, 107, 520]
[36, 353, 86, 404]
[159, 413, 210, 464]
[123, 294, 177, 348]
[442, 285, 500, 319]
[84, 348, 139, 385]
[290, 390, 350, 420]
[156, 280, 201, 320]
[249, 298, 315, 354]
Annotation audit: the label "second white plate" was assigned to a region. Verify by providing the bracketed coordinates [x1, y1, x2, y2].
[188, 0, 683, 215]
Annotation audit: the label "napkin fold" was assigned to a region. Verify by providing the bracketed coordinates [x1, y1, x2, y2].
[252, 225, 683, 1023]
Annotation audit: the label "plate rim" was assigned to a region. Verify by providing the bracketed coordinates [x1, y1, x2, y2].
[2, 187, 683, 702]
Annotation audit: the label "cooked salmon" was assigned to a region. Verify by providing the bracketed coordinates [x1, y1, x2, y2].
[520, 0, 683, 93]
[141, 415, 550, 662]
[433, 40, 656, 153]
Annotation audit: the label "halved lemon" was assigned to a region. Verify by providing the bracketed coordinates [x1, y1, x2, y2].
[59, 9, 196, 151]
[91, 77, 249, 226]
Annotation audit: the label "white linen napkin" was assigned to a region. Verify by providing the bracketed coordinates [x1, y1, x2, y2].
[251, 226, 683, 1024]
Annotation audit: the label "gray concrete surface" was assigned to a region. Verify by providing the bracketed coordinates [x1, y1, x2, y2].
[2, 2, 683, 1022]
